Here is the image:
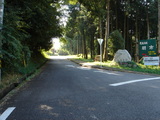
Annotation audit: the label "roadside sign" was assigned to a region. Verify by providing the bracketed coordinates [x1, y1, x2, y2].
[97, 38, 103, 67]
[97, 39, 103, 45]
[143, 57, 159, 65]
[139, 39, 157, 57]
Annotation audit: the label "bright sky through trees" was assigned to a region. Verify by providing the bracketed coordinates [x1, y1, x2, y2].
[52, 38, 61, 50]
[59, 5, 69, 26]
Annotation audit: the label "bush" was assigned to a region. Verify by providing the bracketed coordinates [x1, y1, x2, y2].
[108, 30, 125, 56]
[118, 61, 138, 68]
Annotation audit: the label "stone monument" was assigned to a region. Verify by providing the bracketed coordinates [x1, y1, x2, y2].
[113, 49, 131, 62]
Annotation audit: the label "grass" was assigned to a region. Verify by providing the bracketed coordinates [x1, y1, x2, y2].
[0, 74, 22, 89]
[0, 54, 47, 91]
[77, 58, 94, 62]
[76, 58, 160, 75]
[130, 64, 160, 74]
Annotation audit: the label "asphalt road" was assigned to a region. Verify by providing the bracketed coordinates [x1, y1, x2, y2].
[1, 56, 160, 120]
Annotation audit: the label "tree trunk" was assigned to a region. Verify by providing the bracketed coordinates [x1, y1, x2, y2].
[81, 33, 84, 58]
[90, 30, 95, 59]
[77, 35, 79, 55]
[82, 29, 87, 59]
[126, 16, 129, 51]
[99, 17, 103, 59]
[135, 14, 139, 62]
[99, 18, 103, 39]
[146, 11, 150, 39]
[0, 0, 4, 81]
[124, 13, 126, 46]
[115, 0, 118, 29]
[103, 0, 110, 61]
[90, 37, 93, 59]
[158, 0, 160, 54]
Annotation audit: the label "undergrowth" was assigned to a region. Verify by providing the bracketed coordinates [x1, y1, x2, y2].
[76, 58, 160, 75]
[0, 54, 47, 90]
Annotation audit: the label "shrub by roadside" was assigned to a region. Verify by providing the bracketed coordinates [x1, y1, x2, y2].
[118, 61, 138, 68]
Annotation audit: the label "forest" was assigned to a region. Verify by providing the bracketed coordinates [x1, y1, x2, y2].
[63, 0, 159, 62]
[0, 0, 160, 80]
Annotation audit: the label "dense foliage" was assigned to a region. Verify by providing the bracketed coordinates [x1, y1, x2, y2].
[108, 30, 125, 57]
[2, 0, 62, 75]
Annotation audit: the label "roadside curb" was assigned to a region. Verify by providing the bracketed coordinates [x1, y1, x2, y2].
[0, 60, 48, 100]
[69, 59, 160, 77]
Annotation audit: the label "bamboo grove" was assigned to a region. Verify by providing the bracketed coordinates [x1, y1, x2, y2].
[63, 0, 159, 61]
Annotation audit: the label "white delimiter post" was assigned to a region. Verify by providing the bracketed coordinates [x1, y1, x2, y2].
[97, 38, 103, 68]
[0, 0, 4, 82]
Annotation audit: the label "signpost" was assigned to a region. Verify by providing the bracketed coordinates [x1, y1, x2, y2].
[143, 57, 160, 65]
[139, 39, 157, 57]
[139, 39, 160, 66]
[97, 38, 103, 67]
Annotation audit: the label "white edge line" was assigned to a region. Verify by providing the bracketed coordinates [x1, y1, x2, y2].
[94, 71, 120, 75]
[109, 77, 160, 87]
[0, 107, 16, 120]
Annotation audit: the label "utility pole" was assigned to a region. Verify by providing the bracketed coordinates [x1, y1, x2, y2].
[0, 0, 4, 82]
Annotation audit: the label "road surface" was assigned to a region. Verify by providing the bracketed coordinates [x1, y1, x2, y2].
[1, 56, 160, 120]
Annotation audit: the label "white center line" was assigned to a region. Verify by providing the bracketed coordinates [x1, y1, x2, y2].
[110, 77, 160, 87]
[0, 107, 16, 120]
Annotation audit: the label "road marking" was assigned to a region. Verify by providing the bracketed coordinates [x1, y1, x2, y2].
[0, 107, 16, 120]
[77, 67, 91, 70]
[65, 65, 75, 68]
[90, 115, 99, 120]
[94, 70, 120, 75]
[66, 65, 91, 70]
[110, 77, 160, 87]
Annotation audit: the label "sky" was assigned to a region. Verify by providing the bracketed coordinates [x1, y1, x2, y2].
[52, 38, 61, 50]
[58, 5, 69, 26]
